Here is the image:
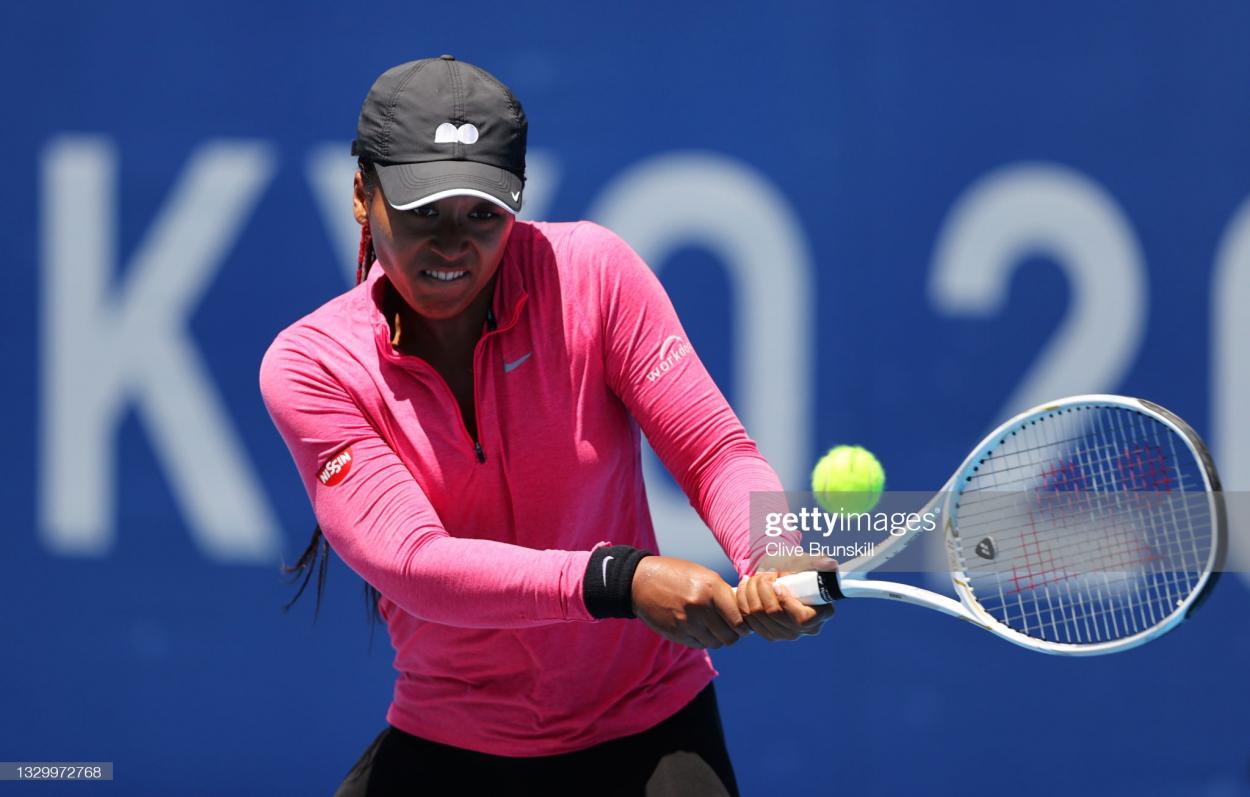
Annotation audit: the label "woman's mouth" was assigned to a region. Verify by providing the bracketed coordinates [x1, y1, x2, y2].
[421, 269, 469, 282]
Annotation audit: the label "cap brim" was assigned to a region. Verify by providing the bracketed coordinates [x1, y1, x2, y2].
[374, 160, 523, 214]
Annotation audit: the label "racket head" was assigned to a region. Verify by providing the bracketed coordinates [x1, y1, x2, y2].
[942, 395, 1225, 655]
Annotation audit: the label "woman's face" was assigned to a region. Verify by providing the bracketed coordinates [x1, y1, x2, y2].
[355, 172, 515, 321]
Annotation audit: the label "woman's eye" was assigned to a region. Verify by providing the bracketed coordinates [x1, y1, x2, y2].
[411, 206, 438, 218]
[470, 210, 497, 221]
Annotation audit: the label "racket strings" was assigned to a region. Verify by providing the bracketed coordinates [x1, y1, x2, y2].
[1029, 418, 1202, 641]
[956, 451, 1204, 577]
[950, 405, 1213, 645]
[957, 437, 1203, 494]
[955, 495, 1201, 536]
[998, 409, 1204, 642]
[954, 493, 1208, 569]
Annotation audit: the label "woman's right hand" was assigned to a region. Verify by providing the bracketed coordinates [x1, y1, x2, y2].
[630, 556, 750, 649]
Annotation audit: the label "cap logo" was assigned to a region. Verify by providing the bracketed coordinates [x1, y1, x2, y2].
[434, 122, 480, 145]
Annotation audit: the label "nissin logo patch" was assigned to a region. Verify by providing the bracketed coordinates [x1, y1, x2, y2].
[318, 447, 353, 487]
[646, 335, 694, 383]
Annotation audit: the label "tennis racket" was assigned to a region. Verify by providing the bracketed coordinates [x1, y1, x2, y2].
[774, 395, 1226, 655]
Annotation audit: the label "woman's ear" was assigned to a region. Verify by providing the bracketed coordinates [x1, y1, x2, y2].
[353, 170, 369, 225]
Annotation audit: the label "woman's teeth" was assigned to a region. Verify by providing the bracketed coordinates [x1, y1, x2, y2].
[423, 270, 468, 282]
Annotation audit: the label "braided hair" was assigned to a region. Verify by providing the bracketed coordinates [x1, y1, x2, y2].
[356, 164, 376, 284]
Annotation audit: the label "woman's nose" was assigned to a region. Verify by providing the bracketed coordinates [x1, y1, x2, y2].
[428, 217, 470, 257]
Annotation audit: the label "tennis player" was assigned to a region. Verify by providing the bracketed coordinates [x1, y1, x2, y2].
[260, 55, 834, 796]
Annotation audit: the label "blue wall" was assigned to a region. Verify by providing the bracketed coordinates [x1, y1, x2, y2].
[3, 2, 1249, 794]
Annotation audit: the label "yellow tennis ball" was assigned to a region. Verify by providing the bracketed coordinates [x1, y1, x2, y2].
[812, 445, 885, 514]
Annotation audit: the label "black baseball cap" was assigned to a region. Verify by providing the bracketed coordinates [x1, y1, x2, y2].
[351, 55, 527, 214]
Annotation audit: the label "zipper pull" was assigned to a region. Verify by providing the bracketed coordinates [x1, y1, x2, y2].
[474, 441, 486, 463]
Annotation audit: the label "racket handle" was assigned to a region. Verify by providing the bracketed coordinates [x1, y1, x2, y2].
[774, 570, 843, 605]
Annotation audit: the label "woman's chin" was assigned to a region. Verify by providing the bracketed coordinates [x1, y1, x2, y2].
[408, 291, 479, 321]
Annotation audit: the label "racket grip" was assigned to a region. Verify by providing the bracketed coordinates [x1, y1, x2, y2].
[774, 570, 843, 605]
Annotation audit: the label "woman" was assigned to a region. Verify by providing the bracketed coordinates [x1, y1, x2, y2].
[260, 55, 834, 796]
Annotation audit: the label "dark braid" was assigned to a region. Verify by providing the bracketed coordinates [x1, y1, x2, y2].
[357, 158, 377, 283]
[357, 222, 374, 285]
[281, 159, 384, 634]
[355, 161, 372, 286]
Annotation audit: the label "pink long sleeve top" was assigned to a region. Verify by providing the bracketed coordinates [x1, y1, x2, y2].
[259, 220, 784, 756]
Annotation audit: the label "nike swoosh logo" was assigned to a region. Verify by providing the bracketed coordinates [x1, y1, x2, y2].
[503, 352, 532, 373]
[511, 191, 521, 202]
[602, 555, 614, 586]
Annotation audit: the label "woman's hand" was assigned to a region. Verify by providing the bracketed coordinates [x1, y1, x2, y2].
[631, 556, 750, 649]
[735, 555, 837, 641]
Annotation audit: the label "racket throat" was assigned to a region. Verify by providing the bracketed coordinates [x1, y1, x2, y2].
[840, 578, 980, 625]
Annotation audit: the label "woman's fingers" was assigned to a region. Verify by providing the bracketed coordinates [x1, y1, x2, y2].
[738, 574, 804, 641]
[775, 584, 835, 634]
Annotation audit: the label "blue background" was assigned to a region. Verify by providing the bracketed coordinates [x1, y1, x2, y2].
[3, 2, 1249, 795]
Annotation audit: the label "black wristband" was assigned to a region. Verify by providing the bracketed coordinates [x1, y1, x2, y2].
[583, 545, 653, 619]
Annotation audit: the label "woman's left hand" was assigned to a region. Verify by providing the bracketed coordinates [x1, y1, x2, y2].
[735, 567, 835, 641]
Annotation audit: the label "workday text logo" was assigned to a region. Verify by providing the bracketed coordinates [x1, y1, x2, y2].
[646, 335, 694, 383]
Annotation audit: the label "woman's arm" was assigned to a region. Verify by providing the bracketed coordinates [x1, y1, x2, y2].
[590, 222, 784, 576]
[259, 337, 595, 628]
[588, 223, 833, 640]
